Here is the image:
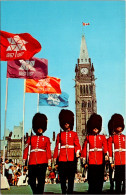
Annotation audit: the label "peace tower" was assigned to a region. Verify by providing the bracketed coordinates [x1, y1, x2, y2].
[75, 34, 97, 146]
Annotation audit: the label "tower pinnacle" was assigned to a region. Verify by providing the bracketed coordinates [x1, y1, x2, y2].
[79, 35, 89, 64]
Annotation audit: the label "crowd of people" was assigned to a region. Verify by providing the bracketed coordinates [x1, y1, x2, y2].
[0, 157, 113, 186]
[1, 158, 25, 186]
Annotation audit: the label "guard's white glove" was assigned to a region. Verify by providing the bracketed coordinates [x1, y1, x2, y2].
[76, 150, 80, 158]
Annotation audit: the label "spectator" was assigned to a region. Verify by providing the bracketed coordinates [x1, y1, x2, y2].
[8, 159, 14, 168]
[8, 165, 14, 185]
[5, 158, 9, 178]
[49, 170, 55, 184]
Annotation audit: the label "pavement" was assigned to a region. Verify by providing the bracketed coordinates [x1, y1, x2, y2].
[1, 182, 117, 195]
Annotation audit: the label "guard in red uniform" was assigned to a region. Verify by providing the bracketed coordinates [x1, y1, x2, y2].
[53, 109, 81, 194]
[81, 113, 108, 194]
[23, 113, 51, 194]
[108, 113, 125, 194]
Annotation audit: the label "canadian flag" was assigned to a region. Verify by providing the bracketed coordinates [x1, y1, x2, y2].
[0, 30, 41, 61]
[82, 22, 90, 26]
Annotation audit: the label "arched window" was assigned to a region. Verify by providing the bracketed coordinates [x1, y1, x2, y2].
[80, 85, 82, 95]
[88, 101, 91, 108]
[82, 100, 86, 108]
[86, 85, 88, 94]
[83, 85, 85, 95]
[89, 85, 92, 94]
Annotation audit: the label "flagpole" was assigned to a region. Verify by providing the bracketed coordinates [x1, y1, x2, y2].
[22, 79, 26, 175]
[3, 78, 8, 176]
[37, 93, 39, 112]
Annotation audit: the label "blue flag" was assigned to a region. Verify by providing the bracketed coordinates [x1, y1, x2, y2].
[39, 92, 69, 107]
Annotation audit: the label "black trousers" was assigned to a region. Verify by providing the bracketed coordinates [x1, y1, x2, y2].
[58, 161, 76, 194]
[28, 164, 47, 194]
[115, 165, 125, 194]
[88, 164, 104, 194]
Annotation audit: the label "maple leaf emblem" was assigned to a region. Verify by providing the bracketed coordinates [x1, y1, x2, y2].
[6, 35, 28, 57]
[19, 60, 35, 71]
[36, 78, 52, 87]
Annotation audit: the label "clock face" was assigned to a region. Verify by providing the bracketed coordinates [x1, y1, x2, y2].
[81, 68, 88, 74]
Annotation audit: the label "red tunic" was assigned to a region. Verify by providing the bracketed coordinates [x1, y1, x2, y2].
[23, 135, 51, 165]
[81, 135, 108, 165]
[53, 131, 81, 162]
[108, 134, 126, 165]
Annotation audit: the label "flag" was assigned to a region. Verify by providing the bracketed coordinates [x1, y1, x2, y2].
[82, 22, 90, 26]
[25, 76, 61, 94]
[39, 92, 69, 107]
[7, 57, 48, 79]
[0, 30, 41, 61]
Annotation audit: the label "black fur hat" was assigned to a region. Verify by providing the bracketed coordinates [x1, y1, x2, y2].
[59, 109, 74, 130]
[87, 113, 102, 134]
[111, 113, 125, 131]
[32, 112, 47, 134]
[108, 119, 114, 136]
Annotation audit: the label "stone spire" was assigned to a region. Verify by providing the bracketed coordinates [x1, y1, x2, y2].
[79, 35, 89, 64]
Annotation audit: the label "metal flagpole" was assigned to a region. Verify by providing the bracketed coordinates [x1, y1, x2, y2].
[3, 78, 8, 176]
[37, 93, 39, 112]
[22, 79, 26, 175]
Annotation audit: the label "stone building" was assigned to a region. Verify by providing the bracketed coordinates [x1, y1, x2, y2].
[75, 34, 97, 146]
[0, 122, 29, 164]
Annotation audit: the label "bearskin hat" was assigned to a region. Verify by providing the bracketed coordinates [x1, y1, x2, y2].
[108, 119, 114, 136]
[111, 113, 125, 131]
[87, 113, 102, 134]
[59, 109, 74, 130]
[32, 113, 47, 133]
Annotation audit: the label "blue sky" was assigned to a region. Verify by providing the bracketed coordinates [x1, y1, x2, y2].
[1, 1, 125, 141]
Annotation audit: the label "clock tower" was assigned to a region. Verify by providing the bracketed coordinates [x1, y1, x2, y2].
[75, 34, 97, 146]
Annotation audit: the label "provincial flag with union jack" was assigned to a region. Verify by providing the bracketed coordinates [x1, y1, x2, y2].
[0, 30, 41, 61]
[25, 76, 61, 94]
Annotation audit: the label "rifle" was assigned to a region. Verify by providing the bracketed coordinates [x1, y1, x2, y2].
[23, 130, 32, 183]
[85, 137, 89, 180]
[56, 129, 61, 165]
[112, 142, 115, 179]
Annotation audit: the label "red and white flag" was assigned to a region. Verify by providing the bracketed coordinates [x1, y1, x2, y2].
[82, 22, 90, 26]
[7, 57, 48, 79]
[25, 76, 61, 94]
[0, 30, 41, 61]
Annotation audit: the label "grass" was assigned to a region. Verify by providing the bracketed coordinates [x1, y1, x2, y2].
[1, 182, 111, 195]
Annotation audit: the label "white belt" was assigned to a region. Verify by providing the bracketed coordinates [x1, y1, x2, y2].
[114, 148, 126, 152]
[31, 149, 46, 152]
[89, 148, 103, 152]
[61, 145, 74, 149]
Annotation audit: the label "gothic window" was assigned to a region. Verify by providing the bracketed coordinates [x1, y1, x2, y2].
[85, 59, 87, 62]
[82, 100, 86, 108]
[89, 85, 92, 94]
[82, 100, 84, 108]
[83, 85, 85, 95]
[86, 85, 88, 94]
[88, 101, 91, 108]
[81, 59, 83, 62]
[80, 85, 82, 95]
